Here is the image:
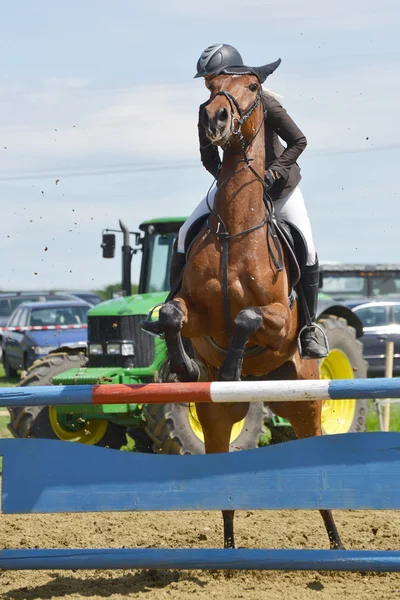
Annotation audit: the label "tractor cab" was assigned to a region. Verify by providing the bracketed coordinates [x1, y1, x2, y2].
[138, 218, 185, 295]
[101, 218, 185, 297]
[320, 264, 400, 300]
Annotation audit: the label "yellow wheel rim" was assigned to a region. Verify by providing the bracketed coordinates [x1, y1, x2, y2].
[187, 403, 245, 444]
[49, 407, 109, 445]
[319, 349, 356, 435]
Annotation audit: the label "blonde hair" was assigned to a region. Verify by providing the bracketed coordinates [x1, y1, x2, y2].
[261, 87, 284, 103]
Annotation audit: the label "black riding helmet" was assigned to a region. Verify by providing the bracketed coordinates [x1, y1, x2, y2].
[194, 44, 281, 83]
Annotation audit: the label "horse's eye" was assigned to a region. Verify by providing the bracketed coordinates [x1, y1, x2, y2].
[208, 84, 214, 93]
[249, 83, 258, 93]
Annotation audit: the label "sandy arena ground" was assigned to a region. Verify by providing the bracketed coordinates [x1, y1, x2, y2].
[1, 506, 400, 600]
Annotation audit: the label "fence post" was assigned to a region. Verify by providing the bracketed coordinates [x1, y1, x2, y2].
[383, 340, 395, 432]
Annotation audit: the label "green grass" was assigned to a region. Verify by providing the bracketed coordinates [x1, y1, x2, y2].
[0, 364, 18, 471]
[0, 364, 15, 441]
[0, 415, 10, 438]
[0, 363, 20, 388]
[366, 399, 400, 432]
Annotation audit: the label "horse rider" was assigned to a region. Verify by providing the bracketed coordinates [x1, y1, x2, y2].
[147, 44, 327, 360]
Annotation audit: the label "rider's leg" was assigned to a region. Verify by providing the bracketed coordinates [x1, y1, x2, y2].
[169, 186, 217, 290]
[177, 187, 217, 253]
[273, 186, 327, 359]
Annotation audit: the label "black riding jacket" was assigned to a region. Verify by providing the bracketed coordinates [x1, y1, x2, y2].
[198, 93, 307, 201]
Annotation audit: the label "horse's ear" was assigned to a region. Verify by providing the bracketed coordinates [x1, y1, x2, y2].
[253, 59, 282, 83]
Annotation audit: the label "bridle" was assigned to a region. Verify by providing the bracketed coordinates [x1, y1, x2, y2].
[203, 86, 283, 339]
[212, 88, 262, 137]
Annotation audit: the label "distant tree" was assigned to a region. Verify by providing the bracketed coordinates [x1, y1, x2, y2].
[96, 283, 138, 301]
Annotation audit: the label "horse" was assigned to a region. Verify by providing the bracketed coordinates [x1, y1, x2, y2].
[155, 72, 343, 551]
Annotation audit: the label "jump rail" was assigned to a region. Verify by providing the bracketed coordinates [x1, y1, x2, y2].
[0, 377, 399, 407]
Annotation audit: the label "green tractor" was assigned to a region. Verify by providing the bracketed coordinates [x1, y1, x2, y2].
[8, 217, 368, 452]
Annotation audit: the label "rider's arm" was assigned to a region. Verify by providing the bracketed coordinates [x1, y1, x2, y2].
[198, 103, 221, 178]
[266, 96, 307, 179]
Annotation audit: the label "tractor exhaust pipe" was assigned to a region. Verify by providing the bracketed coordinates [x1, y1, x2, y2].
[119, 220, 132, 297]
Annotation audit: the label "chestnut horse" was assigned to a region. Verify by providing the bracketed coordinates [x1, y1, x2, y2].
[157, 73, 343, 550]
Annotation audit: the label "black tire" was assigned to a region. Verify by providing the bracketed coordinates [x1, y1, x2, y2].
[3, 352, 18, 378]
[268, 315, 369, 441]
[8, 352, 127, 449]
[144, 401, 269, 455]
[126, 426, 154, 453]
[146, 359, 269, 455]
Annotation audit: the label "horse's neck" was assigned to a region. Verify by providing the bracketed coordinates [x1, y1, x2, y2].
[214, 123, 266, 235]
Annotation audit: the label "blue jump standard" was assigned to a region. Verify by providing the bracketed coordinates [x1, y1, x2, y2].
[0, 549, 400, 572]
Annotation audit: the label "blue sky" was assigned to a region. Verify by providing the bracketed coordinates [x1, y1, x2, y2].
[0, 0, 399, 290]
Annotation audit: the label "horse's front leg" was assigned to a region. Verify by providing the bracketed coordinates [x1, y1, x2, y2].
[158, 298, 202, 382]
[219, 303, 290, 382]
[218, 308, 263, 381]
[196, 399, 249, 549]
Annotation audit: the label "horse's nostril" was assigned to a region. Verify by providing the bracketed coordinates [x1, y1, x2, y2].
[217, 107, 228, 123]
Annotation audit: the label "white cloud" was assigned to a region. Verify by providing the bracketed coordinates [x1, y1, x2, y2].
[0, 78, 206, 178]
[1, 52, 400, 184]
[155, 0, 397, 30]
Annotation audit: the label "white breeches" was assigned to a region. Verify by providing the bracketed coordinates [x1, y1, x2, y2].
[177, 186, 317, 266]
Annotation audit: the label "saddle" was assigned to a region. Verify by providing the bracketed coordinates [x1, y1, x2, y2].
[184, 215, 308, 292]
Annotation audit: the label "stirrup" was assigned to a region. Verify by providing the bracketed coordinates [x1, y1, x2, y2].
[140, 304, 165, 339]
[297, 323, 329, 359]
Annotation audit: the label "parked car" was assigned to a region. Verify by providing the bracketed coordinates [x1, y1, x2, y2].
[0, 291, 79, 329]
[55, 291, 103, 306]
[1, 300, 90, 376]
[344, 299, 400, 377]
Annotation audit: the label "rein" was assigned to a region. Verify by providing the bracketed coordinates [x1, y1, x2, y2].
[204, 90, 283, 339]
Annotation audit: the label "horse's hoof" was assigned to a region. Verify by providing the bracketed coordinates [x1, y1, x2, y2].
[140, 320, 164, 338]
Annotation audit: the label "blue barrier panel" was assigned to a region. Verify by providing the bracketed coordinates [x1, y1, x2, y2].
[1, 433, 400, 572]
[1, 433, 400, 513]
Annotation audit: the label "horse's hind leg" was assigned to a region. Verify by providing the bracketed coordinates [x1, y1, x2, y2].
[287, 404, 344, 549]
[158, 300, 202, 382]
[267, 360, 344, 550]
[218, 308, 263, 381]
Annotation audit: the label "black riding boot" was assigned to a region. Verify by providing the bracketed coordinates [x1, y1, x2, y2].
[299, 260, 329, 359]
[141, 248, 187, 337]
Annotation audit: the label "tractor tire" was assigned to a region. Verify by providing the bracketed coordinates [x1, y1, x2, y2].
[146, 360, 269, 455]
[7, 352, 127, 449]
[144, 401, 269, 455]
[269, 315, 369, 442]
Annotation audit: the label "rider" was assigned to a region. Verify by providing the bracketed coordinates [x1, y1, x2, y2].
[147, 44, 327, 359]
